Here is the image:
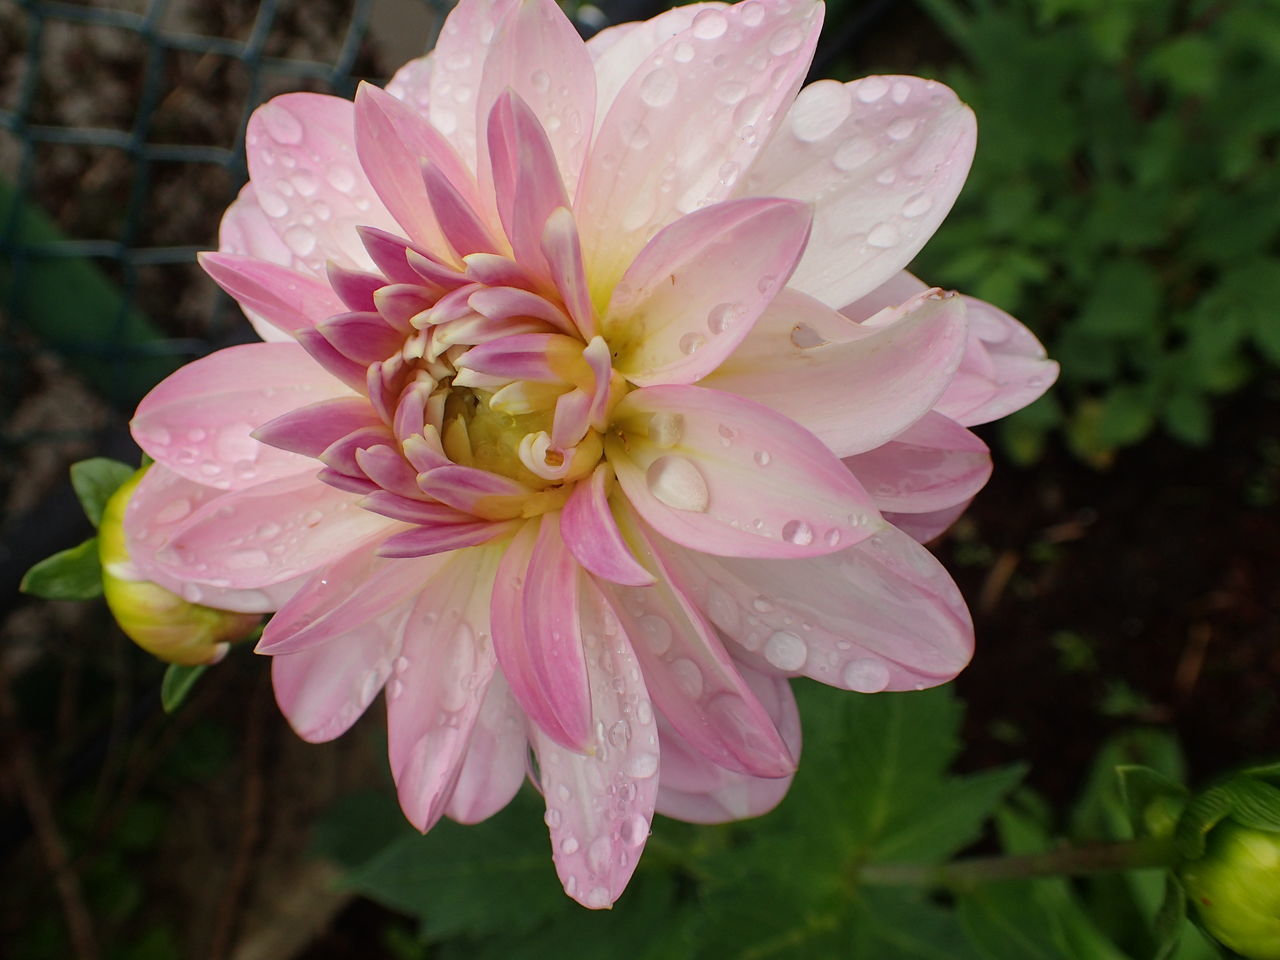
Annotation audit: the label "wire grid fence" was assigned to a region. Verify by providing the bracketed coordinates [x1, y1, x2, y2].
[0, 0, 457, 522]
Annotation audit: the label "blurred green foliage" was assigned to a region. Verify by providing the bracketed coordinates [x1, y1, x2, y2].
[910, 0, 1280, 465]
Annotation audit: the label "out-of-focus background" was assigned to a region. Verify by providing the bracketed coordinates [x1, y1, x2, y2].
[2, 1, 1277, 957]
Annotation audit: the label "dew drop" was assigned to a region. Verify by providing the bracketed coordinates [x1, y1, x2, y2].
[645, 456, 709, 512]
[824, 529, 842, 548]
[768, 24, 803, 55]
[284, 225, 317, 257]
[856, 76, 889, 103]
[531, 69, 551, 92]
[714, 80, 748, 105]
[673, 41, 695, 63]
[256, 522, 282, 539]
[228, 548, 269, 569]
[751, 595, 774, 612]
[639, 68, 678, 107]
[843, 658, 891, 693]
[671, 658, 704, 698]
[692, 8, 728, 39]
[622, 121, 651, 150]
[717, 424, 737, 446]
[781, 520, 814, 546]
[707, 302, 742, 335]
[637, 614, 673, 655]
[764, 630, 808, 671]
[741, 1, 765, 25]
[155, 498, 192, 524]
[892, 81, 911, 104]
[626, 751, 659, 779]
[587, 836, 612, 874]
[608, 720, 632, 749]
[385, 679, 404, 701]
[180, 582, 203, 603]
[560, 836, 580, 855]
[887, 117, 917, 141]
[291, 171, 319, 197]
[545, 808, 562, 828]
[326, 164, 356, 193]
[753, 449, 772, 467]
[902, 193, 933, 218]
[648, 412, 684, 448]
[867, 223, 899, 248]
[678, 329, 707, 356]
[258, 189, 289, 218]
[584, 886, 611, 909]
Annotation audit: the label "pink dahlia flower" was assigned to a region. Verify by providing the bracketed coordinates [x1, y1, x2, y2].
[125, 0, 1056, 907]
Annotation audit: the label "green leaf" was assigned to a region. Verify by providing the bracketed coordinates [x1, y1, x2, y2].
[19, 538, 103, 599]
[958, 883, 1074, 960]
[1117, 766, 1188, 837]
[160, 663, 209, 714]
[1176, 787, 1234, 860]
[1217, 777, 1280, 833]
[69, 457, 136, 527]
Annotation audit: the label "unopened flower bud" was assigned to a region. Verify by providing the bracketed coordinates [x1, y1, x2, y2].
[1180, 821, 1280, 959]
[98, 468, 259, 665]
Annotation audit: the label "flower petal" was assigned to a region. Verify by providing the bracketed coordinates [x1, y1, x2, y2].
[132, 342, 351, 490]
[388, 545, 502, 831]
[531, 576, 659, 909]
[604, 197, 811, 386]
[155, 472, 396, 587]
[245, 93, 399, 276]
[577, 0, 823, 294]
[604, 508, 795, 778]
[445, 673, 529, 824]
[654, 664, 800, 823]
[199, 252, 345, 339]
[884, 501, 971, 544]
[385, 51, 434, 116]
[741, 76, 976, 309]
[257, 542, 442, 655]
[658, 524, 973, 691]
[560, 464, 654, 586]
[934, 296, 1059, 426]
[354, 82, 485, 258]
[477, 0, 596, 195]
[843, 411, 991, 515]
[270, 595, 406, 743]
[606, 384, 881, 558]
[216, 186, 302, 342]
[704, 288, 969, 457]
[124, 465, 304, 612]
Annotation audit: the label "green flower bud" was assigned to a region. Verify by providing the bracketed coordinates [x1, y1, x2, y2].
[99, 468, 259, 665]
[1180, 821, 1280, 959]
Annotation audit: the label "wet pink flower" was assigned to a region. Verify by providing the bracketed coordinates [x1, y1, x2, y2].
[125, 0, 1056, 907]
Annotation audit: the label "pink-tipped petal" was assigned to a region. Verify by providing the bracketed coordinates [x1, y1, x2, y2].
[490, 519, 586, 749]
[427, 0, 520, 172]
[843, 411, 992, 515]
[577, 0, 823, 291]
[155, 472, 396, 587]
[934, 296, 1059, 426]
[245, 93, 399, 276]
[132, 342, 351, 490]
[445, 673, 529, 824]
[200, 252, 345, 339]
[654, 664, 801, 823]
[417, 464, 532, 520]
[270, 596, 407, 743]
[257, 541, 441, 655]
[606, 384, 881, 559]
[388, 545, 502, 831]
[317, 311, 406, 365]
[531, 577, 658, 909]
[541, 207, 597, 340]
[561, 464, 655, 587]
[658, 524, 973, 691]
[123, 465, 304, 612]
[705, 288, 969, 457]
[604, 507, 796, 778]
[253, 397, 382, 460]
[354, 82, 483, 258]
[477, 0, 596, 195]
[421, 158, 505, 259]
[884, 500, 971, 544]
[740, 76, 976, 309]
[604, 197, 811, 385]
[376, 518, 519, 559]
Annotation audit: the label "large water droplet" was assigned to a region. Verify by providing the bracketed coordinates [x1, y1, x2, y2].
[587, 836, 612, 874]
[764, 630, 808, 671]
[284, 225, 317, 257]
[678, 332, 705, 355]
[867, 222, 899, 248]
[560, 835, 580, 855]
[639, 68, 677, 108]
[637, 614, 673, 655]
[648, 412, 683, 448]
[645, 456, 709, 512]
[856, 76, 889, 103]
[326, 164, 356, 193]
[902, 193, 934, 218]
[670, 658, 704, 698]
[768, 24, 803, 55]
[887, 117, 917, 141]
[707, 302, 742, 335]
[753, 449, 772, 467]
[673, 41, 695, 63]
[692, 8, 728, 38]
[781, 520, 814, 546]
[843, 658, 891, 693]
[626, 751, 659, 779]
[584, 886, 611, 909]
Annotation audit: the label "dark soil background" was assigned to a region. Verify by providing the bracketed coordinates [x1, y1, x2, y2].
[2, 1, 1278, 957]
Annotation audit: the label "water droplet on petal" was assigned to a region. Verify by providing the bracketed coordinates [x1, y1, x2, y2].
[637, 614, 673, 655]
[856, 76, 889, 103]
[867, 222, 899, 248]
[902, 193, 934, 218]
[258, 190, 288, 218]
[326, 164, 356, 193]
[892, 81, 911, 104]
[768, 24, 803, 55]
[584, 886, 610, 909]
[626, 751, 659, 779]
[284, 225, 316, 256]
[753, 449, 772, 467]
[833, 137, 875, 171]
[648, 412, 684, 448]
[781, 520, 814, 546]
[545, 808, 562, 828]
[765, 631, 808, 671]
[692, 8, 728, 39]
[844, 658, 891, 693]
[229, 548, 269, 569]
[645, 455, 709, 512]
[587, 836, 612, 874]
[678, 332, 705, 355]
[824, 529, 842, 548]
[608, 720, 632, 748]
[639, 68, 677, 107]
[670, 658, 704, 698]
[560, 835, 580, 855]
[887, 117, 917, 141]
[707, 302, 743, 335]
[673, 41, 695, 63]
[531, 69, 551, 92]
[741, 1, 765, 26]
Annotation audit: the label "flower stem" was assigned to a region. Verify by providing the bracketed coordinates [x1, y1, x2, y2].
[858, 836, 1179, 892]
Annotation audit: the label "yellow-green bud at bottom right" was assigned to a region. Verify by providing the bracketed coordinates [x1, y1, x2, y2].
[1180, 821, 1280, 960]
[99, 468, 260, 666]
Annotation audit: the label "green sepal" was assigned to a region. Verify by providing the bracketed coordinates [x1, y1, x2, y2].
[1176, 786, 1236, 860]
[1151, 874, 1187, 960]
[1216, 778, 1280, 834]
[70, 458, 137, 528]
[19, 538, 103, 599]
[161, 663, 209, 713]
